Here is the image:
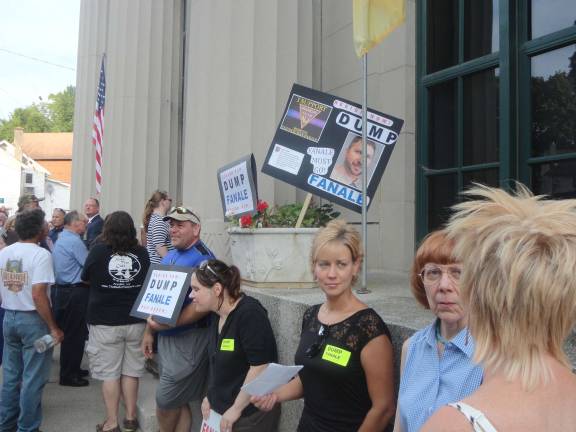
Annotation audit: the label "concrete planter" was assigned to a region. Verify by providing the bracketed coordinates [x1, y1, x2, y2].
[228, 227, 319, 288]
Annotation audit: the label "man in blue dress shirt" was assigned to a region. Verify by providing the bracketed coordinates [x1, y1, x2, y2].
[52, 210, 90, 387]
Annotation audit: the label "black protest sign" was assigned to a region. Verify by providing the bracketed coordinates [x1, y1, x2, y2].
[130, 264, 193, 326]
[262, 84, 404, 213]
[217, 154, 258, 219]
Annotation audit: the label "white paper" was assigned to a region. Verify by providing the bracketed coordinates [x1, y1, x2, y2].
[267, 144, 304, 175]
[199, 409, 221, 432]
[241, 363, 303, 397]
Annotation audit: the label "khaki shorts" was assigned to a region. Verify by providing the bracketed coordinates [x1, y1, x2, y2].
[86, 323, 146, 381]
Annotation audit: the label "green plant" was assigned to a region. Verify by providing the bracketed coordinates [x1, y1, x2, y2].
[230, 200, 340, 228]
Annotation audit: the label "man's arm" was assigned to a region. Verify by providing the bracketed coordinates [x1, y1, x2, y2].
[146, 303, 209, 333]
[73, 237, 89, 267]
[31, 283, 64, 344]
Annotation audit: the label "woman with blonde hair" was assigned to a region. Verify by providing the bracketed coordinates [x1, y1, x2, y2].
[423, 184, 576, 431]
[252, 219, 395, 431]
[142, 190, 173, 263]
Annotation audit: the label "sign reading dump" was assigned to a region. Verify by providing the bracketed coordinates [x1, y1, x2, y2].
[130, 264, 193, 326]
[262, 84, 404, 213]
[217, 154, 258, 218]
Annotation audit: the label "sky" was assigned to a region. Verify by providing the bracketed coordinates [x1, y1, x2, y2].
[0, 0, 80, 120]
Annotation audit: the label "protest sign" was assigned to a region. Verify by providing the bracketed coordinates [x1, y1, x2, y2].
[130, 264, 193, 326]
[262, 84, 404, 213]
[217, 154, 258, 218]
[199, 410, 222, 432]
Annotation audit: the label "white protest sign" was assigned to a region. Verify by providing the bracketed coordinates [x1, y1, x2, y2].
[130, 264, 193, 326]
[199, 410, 222, 432]
[217, 155, 258, 218]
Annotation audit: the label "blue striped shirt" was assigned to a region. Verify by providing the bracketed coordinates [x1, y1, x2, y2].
[397, 320, 483, 432]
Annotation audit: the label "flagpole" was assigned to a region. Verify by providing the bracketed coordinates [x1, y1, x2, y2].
[357, 53, 370, 295]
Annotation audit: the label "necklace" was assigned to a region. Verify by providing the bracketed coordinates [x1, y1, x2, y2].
[435, 320, 452, 345]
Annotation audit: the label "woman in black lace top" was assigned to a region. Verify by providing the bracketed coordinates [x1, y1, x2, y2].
[252, 220, 395, 431]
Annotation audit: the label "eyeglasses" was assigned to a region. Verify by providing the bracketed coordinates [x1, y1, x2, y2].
[305, 325, 328, 358]
[419, 264, 462, 285]
[170, 206, 201, 224]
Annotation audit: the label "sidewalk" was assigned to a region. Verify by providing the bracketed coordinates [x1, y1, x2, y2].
[0, 346, 164, 432]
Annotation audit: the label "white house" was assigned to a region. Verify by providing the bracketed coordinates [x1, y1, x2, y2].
[0, 138, 70, 217]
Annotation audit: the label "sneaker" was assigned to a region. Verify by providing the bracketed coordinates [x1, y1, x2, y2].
[123, 418, 139, 432]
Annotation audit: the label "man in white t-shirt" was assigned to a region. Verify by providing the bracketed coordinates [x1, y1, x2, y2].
[0, 208, 64, 432]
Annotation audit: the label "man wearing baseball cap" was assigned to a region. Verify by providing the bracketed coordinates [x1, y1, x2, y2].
[17, 194, 44, 213]
[141, 206, 215, 432]
[2, 195, 47, 247]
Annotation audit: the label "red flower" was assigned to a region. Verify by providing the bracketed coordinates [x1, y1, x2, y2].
[257, 200, 269, 213]
[239, 214, 253, 227]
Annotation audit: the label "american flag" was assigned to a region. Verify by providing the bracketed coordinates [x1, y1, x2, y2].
[92, 56, 106, 194]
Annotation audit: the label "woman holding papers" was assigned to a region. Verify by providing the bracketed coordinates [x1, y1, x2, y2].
[252, 220, 395, 431]
[191, 259, 280, 432]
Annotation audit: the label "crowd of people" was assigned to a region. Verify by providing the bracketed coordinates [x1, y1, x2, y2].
[1, 184, 576, 432]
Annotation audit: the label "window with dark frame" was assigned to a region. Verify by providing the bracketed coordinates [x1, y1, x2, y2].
[417, 0, 576, 239]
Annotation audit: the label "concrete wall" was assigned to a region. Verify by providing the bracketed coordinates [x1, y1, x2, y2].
[71, 0, 417, 272]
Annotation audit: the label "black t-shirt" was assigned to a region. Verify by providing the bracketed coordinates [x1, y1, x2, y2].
[81, 243, 150, 326]
[207, 295, 278, 418]
[295, 305, 391, 432]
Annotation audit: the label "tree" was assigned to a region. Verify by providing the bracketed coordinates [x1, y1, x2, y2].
[0, 86, 75, 141]
[0, 104, 52, 141]
[47, 85, 75, 132]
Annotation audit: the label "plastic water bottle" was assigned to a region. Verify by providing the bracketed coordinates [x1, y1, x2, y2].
[34, 334, 55, 353]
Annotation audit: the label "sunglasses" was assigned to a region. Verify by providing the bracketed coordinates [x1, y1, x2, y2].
[197, 260, 230, 285]
[305, 325, 328, 358]
[170, 206, 201, 224]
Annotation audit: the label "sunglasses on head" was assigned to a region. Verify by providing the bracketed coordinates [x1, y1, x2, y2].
[305, 325, 328, 359]
[170, 206, 201, 224]
[197, 260, 230, 284]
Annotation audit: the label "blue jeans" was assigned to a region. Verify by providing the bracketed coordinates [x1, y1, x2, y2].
[0, 310, 53, 432]
[0, 306, 4, 365]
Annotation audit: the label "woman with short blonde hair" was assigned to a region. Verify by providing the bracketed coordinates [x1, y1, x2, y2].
[423, 184, 576, 431]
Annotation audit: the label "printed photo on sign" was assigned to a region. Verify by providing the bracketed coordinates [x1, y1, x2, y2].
[330, 132, 384, 190]
[268, 144, 305, 175]
[279, 94, 332, 143]
[130, 264, 193, 326]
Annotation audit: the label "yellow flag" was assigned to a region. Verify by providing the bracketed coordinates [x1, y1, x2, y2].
[353, 0, 405, 57]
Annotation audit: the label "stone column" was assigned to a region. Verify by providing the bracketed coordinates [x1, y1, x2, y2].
[71, 0, 184, 219]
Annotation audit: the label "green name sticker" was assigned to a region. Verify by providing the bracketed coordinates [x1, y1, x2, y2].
[220, 339, 235, 351]
[321, 344, 351, 367]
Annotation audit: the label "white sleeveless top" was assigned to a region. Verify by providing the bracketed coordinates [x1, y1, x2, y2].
[448, 402, 498, 432]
